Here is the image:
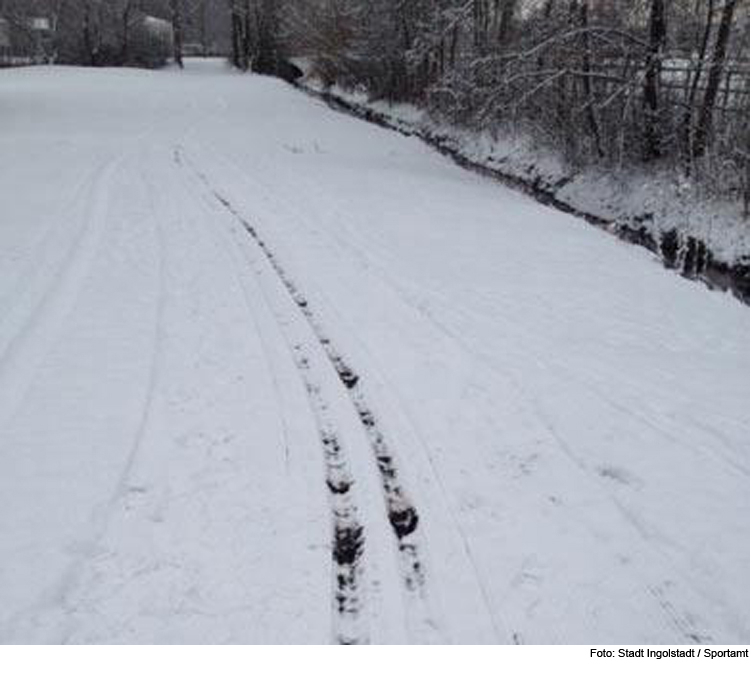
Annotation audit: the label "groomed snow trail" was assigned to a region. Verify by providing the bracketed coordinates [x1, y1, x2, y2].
[183, 155, 444, 643]
[1, 61, 749, 644]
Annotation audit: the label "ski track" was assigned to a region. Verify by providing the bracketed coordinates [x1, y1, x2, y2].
[290, 345, 369, 645]
[0, 161, 166, 643]
[341, 262, 720, 645]
[171, 151, 368, 644]
[0, 156, 123, 433]
[0, 161, 106, 319]
[180, 156, 443, 643]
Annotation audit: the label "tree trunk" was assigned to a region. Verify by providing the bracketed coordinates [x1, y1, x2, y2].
[473, 0, 488, 53]
[643, 0, 666, 161]
[243, 0, 253, 69]
[170, 0, 184, 69]
[199, 0, 208, 56]
[82, 0, 98, 66]
[253, 0, 281, 76]
[684, 0, 715, 163]
[692, 0, 740, 159]
[496, 0, 518, 47]
[536, 0, 555, 71]
[120, 0, 134, 65]
[230, 0, 243, 69]
[580, 0, 603, 158]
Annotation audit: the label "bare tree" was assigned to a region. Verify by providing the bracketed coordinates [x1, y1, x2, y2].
[496, 0, 518, 47]
[170, 0, 183, 67]
[692, 0, 742, 158]
[643, 0, 667, 160]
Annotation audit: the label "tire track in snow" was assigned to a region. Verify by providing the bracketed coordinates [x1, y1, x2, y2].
[198, 181, 438, 640]
[291, 344, 368, 645]
[0, 161, 167, 643]
[217, 196, 371, 644]
[175, 151, 369, 644]
[0, 156, 124, 433]
[56, 195, 167, 644]
[0, 163, 105, 319]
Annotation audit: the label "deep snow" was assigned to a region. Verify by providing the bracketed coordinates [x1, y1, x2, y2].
[0, 60, 749, 644]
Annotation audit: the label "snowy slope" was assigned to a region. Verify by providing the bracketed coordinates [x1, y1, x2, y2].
[306, 82, 750, 268]
[0, 60, 748, 644]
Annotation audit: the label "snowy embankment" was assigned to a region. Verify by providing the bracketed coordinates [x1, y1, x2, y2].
[1, 61, 749, 644]
[302, 81, 750, 305]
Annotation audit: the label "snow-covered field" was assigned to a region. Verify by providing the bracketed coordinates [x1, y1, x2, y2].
[0, 60, 748, 645]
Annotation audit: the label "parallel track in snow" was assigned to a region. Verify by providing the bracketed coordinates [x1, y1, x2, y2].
[185, 159, 438, 642]
[0, 157, 122, 435]
[290, 344, 368, 645]
[173, 154, 366, 644]
[215, 191, 427, 581]
[220, 194, 428, 577]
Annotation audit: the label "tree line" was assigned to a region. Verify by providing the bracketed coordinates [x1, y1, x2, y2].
[2, 1, 748, 208]
[276, 0, 750, 210]
[0, 0, 227, 68]
[0, 1, 293, 76]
